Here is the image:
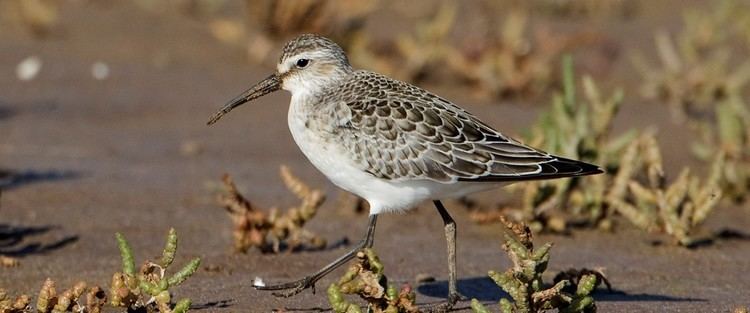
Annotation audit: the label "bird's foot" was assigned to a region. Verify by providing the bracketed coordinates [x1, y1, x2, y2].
[423, 292, 464, 313]
[254, 276, 316, 298]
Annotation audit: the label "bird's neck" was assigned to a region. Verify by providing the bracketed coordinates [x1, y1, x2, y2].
[288, 72, 351, 103]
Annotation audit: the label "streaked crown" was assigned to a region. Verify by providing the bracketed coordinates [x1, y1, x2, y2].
[279, 34, 349, 65]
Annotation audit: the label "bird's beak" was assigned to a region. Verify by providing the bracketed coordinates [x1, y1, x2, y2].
[207, 73, 281, 125]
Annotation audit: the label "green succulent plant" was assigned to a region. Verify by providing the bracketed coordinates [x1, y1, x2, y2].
[327, 248, 419, 313]
[471, 218, 599, 313]
[509, 55, 635, 232]
[110, 228, 200, 313]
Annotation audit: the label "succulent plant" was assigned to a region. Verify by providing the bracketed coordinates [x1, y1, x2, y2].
[1, 278, 105, 313]
[503, 55, 635, 232]
[471, 217, 600, 313]
[217, 165, 326, 253]
[612, 136, 724, 246]
[110, 228, 199, 313]
[692, 96, 750, 203]
[632, 1, 750, 122]
[0, 288, 29, 313]
[327, 248, 419, 313]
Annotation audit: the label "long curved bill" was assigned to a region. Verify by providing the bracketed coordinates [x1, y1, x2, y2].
[207, 73, 280, 125]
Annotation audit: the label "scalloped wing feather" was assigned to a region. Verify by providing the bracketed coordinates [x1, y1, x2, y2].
[315, 71, 601, 183]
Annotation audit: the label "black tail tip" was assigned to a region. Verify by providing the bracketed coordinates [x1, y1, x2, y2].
[555, 157, 604, 177]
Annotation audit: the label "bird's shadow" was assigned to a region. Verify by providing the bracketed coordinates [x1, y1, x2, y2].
[278, 276, 706, 313]
[713, 228, 750, 241]
[649, 228, 750, 249]
[258, 236, 351, 254]
[417, 276, 706, 303]
[417, 276, 504, 302]
[191, 299, 234, 311]
[0, 224, 79, 257]
[0, 168, 81, 190]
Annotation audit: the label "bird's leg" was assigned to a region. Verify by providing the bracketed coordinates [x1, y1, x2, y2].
[426, 200, 464, 312]
[255, 214, 378, 297]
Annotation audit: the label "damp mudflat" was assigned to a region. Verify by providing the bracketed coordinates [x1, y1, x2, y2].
[1, 1, 748, 312]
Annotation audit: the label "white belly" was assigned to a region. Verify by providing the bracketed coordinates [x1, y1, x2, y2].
[287, 99, 503, 214]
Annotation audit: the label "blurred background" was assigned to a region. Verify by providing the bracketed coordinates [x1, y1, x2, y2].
[1, 1, 750, 312]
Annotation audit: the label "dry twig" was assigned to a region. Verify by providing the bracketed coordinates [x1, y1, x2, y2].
[218, 165, 326, 253]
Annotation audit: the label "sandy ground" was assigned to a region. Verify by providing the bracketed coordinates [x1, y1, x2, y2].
[1, 1, 749, 312]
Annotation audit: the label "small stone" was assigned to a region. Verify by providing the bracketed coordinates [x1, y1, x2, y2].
[16, 56, 42, 81]
[252, 276, 265, 287]
[91, 62, 110, 80]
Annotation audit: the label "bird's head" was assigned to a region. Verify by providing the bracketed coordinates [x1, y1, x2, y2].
[207, 34, 352, 125]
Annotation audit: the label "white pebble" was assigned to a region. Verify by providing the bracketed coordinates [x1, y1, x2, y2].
[91, 61, 110, 80]
[16, 56, 42, 81]
[253, 276, 265, 287]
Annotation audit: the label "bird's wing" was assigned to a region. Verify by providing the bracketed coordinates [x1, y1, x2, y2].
[324, 71, 602, 183]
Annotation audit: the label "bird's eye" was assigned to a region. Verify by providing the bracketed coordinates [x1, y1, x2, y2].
[296, 59, 310, 68]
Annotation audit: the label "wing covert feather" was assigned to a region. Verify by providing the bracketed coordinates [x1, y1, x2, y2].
[319, 71, 601, 183]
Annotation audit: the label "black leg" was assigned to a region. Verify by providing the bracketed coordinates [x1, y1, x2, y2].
[255, 214, 378, 297]
[427, 200, 462, 312]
